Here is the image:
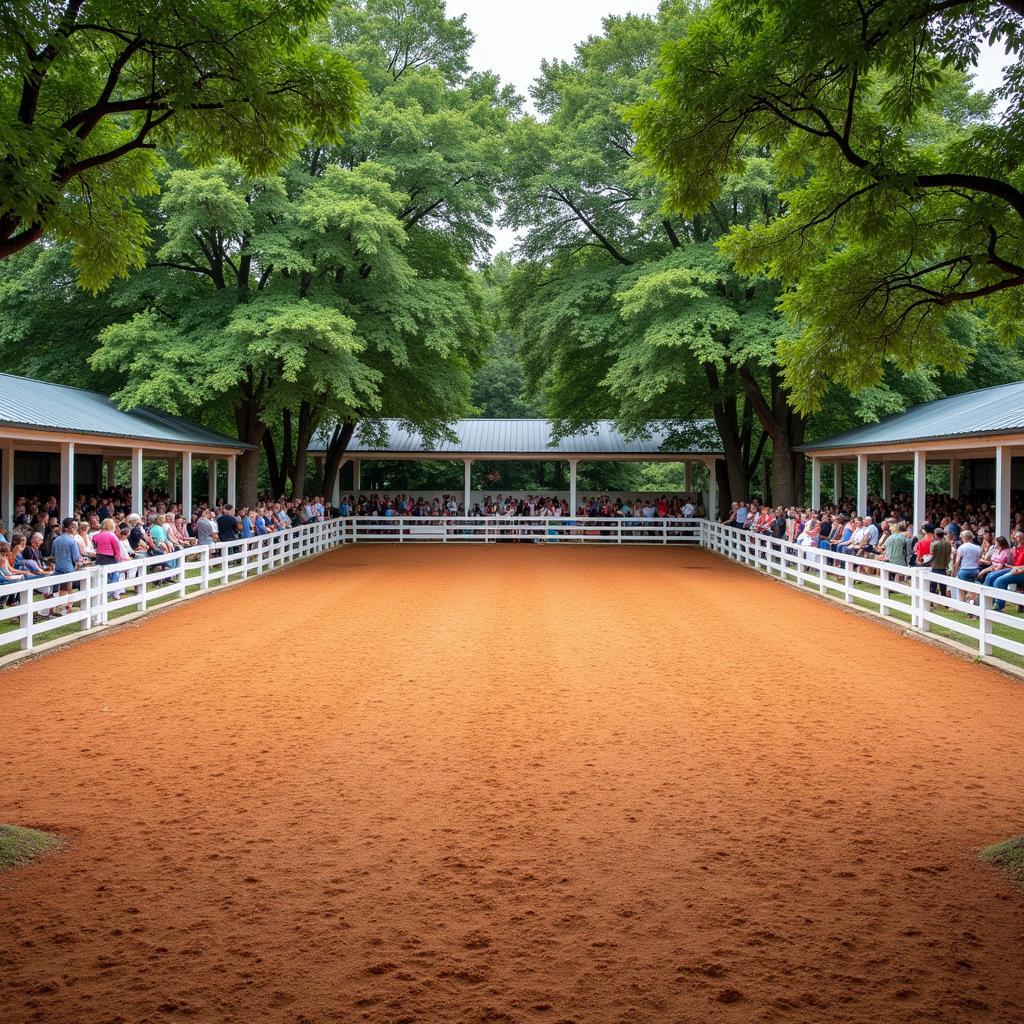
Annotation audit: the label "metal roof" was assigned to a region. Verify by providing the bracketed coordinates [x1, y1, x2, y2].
[0, 373, 249, 450]
[310, 419, 722, 457]
[802, 381, 1024, 453]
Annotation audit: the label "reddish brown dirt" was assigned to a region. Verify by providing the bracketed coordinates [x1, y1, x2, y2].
[1, 545, 1023, 1024]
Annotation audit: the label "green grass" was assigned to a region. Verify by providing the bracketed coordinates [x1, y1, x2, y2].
[0, 824, 61, 872]
[753, 558, 1024, 672]
[980, 836, 1024, 883]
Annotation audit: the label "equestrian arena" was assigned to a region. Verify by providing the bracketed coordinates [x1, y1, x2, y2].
[1, 544, 1022, 1024]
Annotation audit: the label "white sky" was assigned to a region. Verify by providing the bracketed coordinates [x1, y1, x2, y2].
[447, 0, 1013, 253]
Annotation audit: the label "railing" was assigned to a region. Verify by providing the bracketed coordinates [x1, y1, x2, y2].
[0, 518, 347, 663]
[7, 514, 1022, 676]
[345, 515, 703, 545]
[701, 520, 1024, 672]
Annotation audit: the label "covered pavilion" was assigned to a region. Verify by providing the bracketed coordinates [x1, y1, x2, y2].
[801, 381, 1024, 536]
[0, 373, 250, 524]
[310, 419, 724, 512]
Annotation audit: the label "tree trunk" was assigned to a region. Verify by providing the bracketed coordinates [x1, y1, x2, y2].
[705, 362, 750, 505]
[321, 421, 357, 506]
[262, 431, 283, 497]
[739, 364, 807, 508]
[288, 401, 317, 498]
[234, 399, 266, 508]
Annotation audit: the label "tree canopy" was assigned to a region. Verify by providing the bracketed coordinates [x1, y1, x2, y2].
[635, 0, 1024, 409]
[0, 0, 365, 290]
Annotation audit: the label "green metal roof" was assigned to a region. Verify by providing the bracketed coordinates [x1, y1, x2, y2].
[0, 373, 250, 450]
[802, 381, 1024, 452]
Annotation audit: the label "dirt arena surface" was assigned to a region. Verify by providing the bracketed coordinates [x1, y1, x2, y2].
[1, 545, 1023, 1024]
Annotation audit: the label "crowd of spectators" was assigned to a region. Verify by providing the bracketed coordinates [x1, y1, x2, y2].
[336, 493, 705, 519]
[722, 491, 1024, 610]
[0, 490, 331, 617]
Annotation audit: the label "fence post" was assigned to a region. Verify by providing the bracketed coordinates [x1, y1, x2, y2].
[200, 545, 210, 590]
[20, 584, 33, 649]
[979, 588, 992, 657]
[844, 557, 854, 604]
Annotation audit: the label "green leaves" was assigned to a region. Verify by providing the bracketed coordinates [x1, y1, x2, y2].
[0, 0, 365, 288]
[635, 0, 1024, 409]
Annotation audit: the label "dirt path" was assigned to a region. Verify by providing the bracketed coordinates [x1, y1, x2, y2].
[1, 545, 1022, 1024]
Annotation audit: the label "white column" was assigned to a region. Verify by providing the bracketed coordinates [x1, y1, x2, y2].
[60, 441, 75, 520]
[1, 442, 14, 530]
[949, 458, 960, 499]
[105, 457, 116, 489]
[707, 459, 718, 519]
[810, 457, 822, 510]
[463, 459, 472, 513]
[168, 458, 178, 502]
[352, 459, 361, 494]
[833, 461, 843, 501]
[331, 463, 341, 507]
[131, 446, 144, 516]
[882, 461, 892, 502]
[208, 458, 218, 507]
[912, 450, 927, 532]
[226, 455, 237, 507]
[995, 446, 1011, 539]
[684, 461, 693, 494]
[181, 451, 193, 519]
[856, 453, 868, 515]
[569, 459, 578, 513]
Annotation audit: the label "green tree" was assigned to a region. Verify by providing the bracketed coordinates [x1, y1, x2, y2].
[635, 0, 1024, 409]
[471, 255, 544, 418]
[0, 1, 365, 290]
[502, 8, 805, 507]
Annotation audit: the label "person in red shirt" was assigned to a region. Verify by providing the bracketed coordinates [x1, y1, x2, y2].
[914, 523, 935, 566]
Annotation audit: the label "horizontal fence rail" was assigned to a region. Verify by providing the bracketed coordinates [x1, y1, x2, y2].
[701, 520, 1024, 674]
[0, 519, 347, 664]
[3, 514, 1023, 676]
[345, 516, 703, 545]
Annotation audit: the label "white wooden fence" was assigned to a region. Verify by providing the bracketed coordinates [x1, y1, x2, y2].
[701, 520, 1024, 670]
[346, 515, 703, 545]
[0, 519, 346, 663]
[3, 514, 1022, 675]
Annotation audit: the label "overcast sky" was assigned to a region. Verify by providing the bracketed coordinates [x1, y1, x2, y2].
[447, 0, 1012, 252]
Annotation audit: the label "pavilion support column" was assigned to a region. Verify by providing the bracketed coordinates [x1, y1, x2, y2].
[684, 461, 693, 494]
[1, 442, 14, 531]
[707, 459, 718, 520]
[168, 458, 178, 502]
[60, 441, 76, 521]
[949, 458, 961, 499]
[208, 458, 218, 507]
[810, 457, 822, 511]
[995, 446, 1011, 539]
[833, 462, 843, 501]
[131, 447, 144, 516]
[181, 452, 193, 519]
[882, 462, 892, 502]
[227, 455, 237, 508]
[105, 457, 116, 489]
[568, 459, 578, 514]
[856, 453, 868, 516]
[463, 459, 473, 514]
[912, 450, 927, 533]
[352, 459, 362, 494]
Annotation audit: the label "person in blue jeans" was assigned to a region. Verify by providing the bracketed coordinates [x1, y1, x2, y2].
[952, 529, 982, 604]
[989, 532, 1024, 611]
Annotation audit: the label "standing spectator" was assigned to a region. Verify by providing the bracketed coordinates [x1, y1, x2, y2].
[216, 504, 240, 543]
[929, 528, 952, 596]
[953, 529, 982, 603]
[51, 517, 82, 615]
